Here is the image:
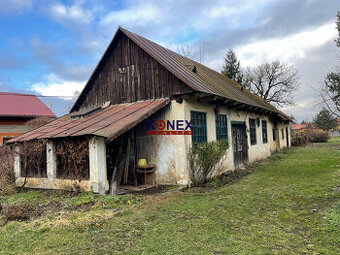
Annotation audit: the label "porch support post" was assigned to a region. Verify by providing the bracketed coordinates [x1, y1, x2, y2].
[89, 136, 108, 194]
[46, 140, 57, 180]
[14, 146, 21, 179]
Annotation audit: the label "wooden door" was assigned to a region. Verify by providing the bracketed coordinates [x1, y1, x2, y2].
[232, 124, 248, 168]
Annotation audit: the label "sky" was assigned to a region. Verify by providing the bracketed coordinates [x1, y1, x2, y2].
[0, 0, 340, 121]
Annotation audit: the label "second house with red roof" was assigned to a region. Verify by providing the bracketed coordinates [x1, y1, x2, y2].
[0, 92, 56, 145]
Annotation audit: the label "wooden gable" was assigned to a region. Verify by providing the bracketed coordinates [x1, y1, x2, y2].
[72, 30, 192, 112]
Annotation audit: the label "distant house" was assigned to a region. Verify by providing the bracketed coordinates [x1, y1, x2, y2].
[291, 122, 317, 132]
[0, 92, 56, 145]
[8, 27, 292, 194]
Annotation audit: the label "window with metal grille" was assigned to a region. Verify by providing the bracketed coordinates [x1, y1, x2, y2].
[272, 128, 276, 141]
[249, 118, 257, 145]
[215, 114, 228, 140]
[281, 129, 284, 140]
[262, 120, 268, 143]
[191, 111, 207, 143]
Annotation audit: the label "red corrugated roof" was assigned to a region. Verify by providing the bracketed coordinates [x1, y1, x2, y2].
[0, 92, 56, 118]
[8, 99, 169, 143]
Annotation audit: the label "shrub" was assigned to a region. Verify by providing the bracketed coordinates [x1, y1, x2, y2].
[292, 128, 330, 146]
[0, 146, 15, 193]
[188, 139, 229, 187]
[309, 130, 330, 143]
[291, 132, 309, 146]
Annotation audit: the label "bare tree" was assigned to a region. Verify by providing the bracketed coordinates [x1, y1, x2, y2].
[321, 11, 340, 117]
[177, 43, 206, 64]
[322, 70, 340, 117]
[243, 61, 299, 107]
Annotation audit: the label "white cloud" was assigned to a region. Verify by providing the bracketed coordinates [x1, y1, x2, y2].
[281, 98, 320, 121]
[31, 74, 85, 99]
[235, 22, 337, 66]
[46, 1, 92, 26]
[100, 3, 159, 26]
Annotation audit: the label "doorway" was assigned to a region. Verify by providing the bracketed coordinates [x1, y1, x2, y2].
[285, 127, 289, 147]
[231, 122, 248, 168]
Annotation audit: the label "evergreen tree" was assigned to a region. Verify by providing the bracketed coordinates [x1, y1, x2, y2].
[313, 108, 337, 131]
[221, 49, 243, 84]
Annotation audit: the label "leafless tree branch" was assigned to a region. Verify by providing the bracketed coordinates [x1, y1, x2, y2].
[177, 43, 207, 64]
[243, 61, 299, 107]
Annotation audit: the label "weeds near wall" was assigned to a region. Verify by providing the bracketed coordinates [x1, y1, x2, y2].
[56, 137, 90, 180]
[188, 139, 229, 187]
[19, 140, 47, 179]
[0, 145, 15, 193]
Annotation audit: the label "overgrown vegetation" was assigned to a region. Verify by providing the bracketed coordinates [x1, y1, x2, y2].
[19, 140, 47, 179]
[0, 146, 15, 195]
[292, 127, 330, 146]
[307, 129, 331, 143]
[55, 137, 90, 180]
[188, 139, 229, 186]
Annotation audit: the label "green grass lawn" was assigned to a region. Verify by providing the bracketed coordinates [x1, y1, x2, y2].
[0, 141, 340, 255]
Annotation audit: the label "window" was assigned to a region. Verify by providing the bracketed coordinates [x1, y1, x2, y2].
[262, 120, 268, 143]
[216, 114, 228, 140]
[249, 118, 257, 145]
[191, 111, 207, 143]
[281, 129, 284, 140]
[272, 129, 276, 141]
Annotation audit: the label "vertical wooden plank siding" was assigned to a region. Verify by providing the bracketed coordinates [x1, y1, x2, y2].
[76, 33, 192, 111]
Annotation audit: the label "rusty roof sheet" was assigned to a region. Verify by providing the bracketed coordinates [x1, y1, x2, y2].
[71, 27, 291, 120]
[8, 99, 169, 143]
[119, 28, 291, 120]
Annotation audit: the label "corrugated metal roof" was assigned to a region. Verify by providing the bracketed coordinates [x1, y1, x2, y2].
[0, 92, 56, 118]
[71, 27, 291, 120]
[8, 99, 169, 143]
[119, 27, 291, 120]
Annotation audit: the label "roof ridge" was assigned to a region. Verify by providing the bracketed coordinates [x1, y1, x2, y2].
[71, 26, 291, 121]
[0, 91, 37, 97]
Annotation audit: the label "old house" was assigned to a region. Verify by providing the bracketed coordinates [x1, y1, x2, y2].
[8, 27, 291, 194]
[0, 92, 56, 145]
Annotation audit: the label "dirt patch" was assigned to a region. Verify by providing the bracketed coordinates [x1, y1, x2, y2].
[128, 185, 174, 195]
[65, 201, 95, 211]
[1, 203, 42, 222]
[216, 167, 254, 187]
[333, 186, 340, 192]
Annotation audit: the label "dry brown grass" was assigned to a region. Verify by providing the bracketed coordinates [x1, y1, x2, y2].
[1, 203, 42, 222]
